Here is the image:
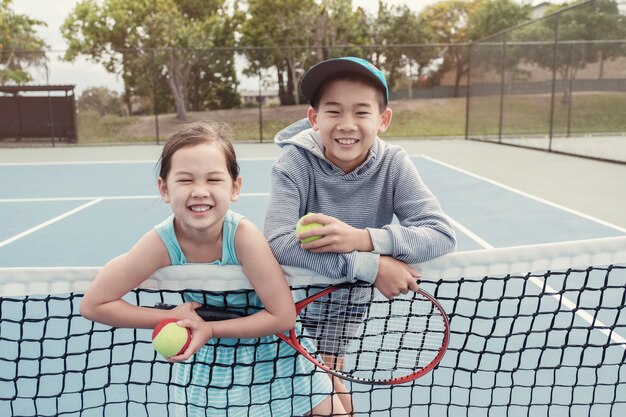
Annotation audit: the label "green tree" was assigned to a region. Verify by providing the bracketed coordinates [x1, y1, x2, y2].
[420, 0, 530, 96]
[239, 0, 372, 105]
[78, 86, 124, 116]
[312, 0, 370, 58]
[371, 2, 437, 91]
[419, 0, 478, 97]
[0, 0, 47, 84]
[62, 0, 239, 120]
[467, 0, 531, 89]
[512, 0, 625, 102]
[470, 0, 531, 41]
[239, 0, 319, 106]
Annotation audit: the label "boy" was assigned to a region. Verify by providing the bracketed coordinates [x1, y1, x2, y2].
[263, 56, 456, 413]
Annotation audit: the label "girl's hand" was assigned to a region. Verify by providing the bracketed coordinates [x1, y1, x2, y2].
[169, 301, 203, 320]
[299, 213, 373, 253]
[166, 318, 214, 362]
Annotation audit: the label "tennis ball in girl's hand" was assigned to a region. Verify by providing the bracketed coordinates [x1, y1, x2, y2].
[152, 319, 191, 358]
[296, 213, 323, 243]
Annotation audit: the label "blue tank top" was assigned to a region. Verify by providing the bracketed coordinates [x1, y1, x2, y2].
[154, 209, 241, 266]
[153, 210, 331, 416]
[154, 210, 260, 326]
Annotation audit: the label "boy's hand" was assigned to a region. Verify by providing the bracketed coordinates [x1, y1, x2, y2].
[374, 256, 421, 299]
[166, 318, 214, 362]
[298, 213, 373, 253]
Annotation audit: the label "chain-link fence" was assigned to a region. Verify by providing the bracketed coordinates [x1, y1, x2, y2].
[1, 44, 472, 146]
[1, 0, 625, 163]
[466, 0, 626, 163]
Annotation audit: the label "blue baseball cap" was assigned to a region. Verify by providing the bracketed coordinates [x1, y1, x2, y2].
[300, 56, 389, 105]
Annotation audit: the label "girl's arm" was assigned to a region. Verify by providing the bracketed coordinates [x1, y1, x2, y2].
[80, 230, 201, 329]
[171, 219, 296, 361]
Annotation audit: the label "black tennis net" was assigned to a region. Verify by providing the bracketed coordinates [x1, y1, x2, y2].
[1, 236, 625, 416]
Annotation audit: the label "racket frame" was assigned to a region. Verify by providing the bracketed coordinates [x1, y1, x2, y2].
[277, 282, 450, 385]
[154, 282, 450, 385]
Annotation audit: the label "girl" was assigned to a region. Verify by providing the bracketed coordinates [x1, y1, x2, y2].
[80, 122, 346, 416]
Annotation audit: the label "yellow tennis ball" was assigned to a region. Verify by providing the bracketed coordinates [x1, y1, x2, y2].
[296, 213, 323, 243]
[152, 319, 191, 358]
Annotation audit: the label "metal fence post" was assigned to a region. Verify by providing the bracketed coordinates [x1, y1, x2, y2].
[498, 33, 508, 143]
[44, 59, 56, 148]
[151, 49, 160, 145]
[464, 43, 472, 140]
[258, 71, 263, 143]
[566, 42, 574, 137]
[548, 14, 560, 152]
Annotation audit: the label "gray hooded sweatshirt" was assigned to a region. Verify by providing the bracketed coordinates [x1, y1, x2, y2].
[263, 119, 456, 284]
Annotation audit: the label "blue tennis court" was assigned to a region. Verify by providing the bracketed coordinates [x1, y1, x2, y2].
[1, 155, 623, 266]
[1, 149, 625, 416]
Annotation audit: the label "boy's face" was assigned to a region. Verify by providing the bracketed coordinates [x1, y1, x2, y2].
[307, 79, 392, 173]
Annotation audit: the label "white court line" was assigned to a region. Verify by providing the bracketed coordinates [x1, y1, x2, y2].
[0, 193, 270, 203]
[0, 160, 157, 166]
[0, 196, 158, 203]
[430, 150, 626, 347]
[446, 213, 626, 349]
[417, 154, 626, 234]
[0, 157, 276, 167]
[447, 216, 493, 250]
[0, 198, 104, 249]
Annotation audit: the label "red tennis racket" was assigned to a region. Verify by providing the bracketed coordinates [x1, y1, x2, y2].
[155, 282, 449, 385]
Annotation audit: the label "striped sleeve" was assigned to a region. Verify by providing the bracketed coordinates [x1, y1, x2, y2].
[263, 144, 456, 283]
[371, 150, 456, 263]
[263, 151, 379, 283]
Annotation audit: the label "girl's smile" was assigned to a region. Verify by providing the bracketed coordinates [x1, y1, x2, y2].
[158, 142, 241, 235]
[188, 204, 213, 213]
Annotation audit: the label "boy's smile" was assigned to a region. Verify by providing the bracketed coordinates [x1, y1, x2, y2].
[307, 79, 392, 173]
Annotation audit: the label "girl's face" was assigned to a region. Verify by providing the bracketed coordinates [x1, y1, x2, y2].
[158, 142, 241, 233]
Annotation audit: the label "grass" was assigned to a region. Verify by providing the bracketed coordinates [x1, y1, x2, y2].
[386, 99, 467, 137]
[230, 119, 294, 142]
[77, 111, 150, 144]
[75, 92, 626, 144]
[467, 93, 626, 137]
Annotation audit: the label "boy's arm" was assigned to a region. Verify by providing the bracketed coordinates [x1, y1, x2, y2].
[264, 163, 380, 284]
[367, 152, 456, 263]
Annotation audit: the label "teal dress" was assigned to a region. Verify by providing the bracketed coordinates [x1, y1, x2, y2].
[154, 210, 332, 416]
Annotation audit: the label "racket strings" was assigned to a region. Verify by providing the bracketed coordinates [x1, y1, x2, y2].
[298, 285, 447, 382]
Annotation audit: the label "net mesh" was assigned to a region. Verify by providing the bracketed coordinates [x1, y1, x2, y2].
[1, 236, 625, 417]
[294, 284, 448, 384]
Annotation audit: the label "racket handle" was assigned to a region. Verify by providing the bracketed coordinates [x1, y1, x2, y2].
[153, 303, 245, 321]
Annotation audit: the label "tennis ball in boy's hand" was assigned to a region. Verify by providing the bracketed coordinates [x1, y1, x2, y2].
[152, 318, 191, 358]
[296, 213, 323, 243]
